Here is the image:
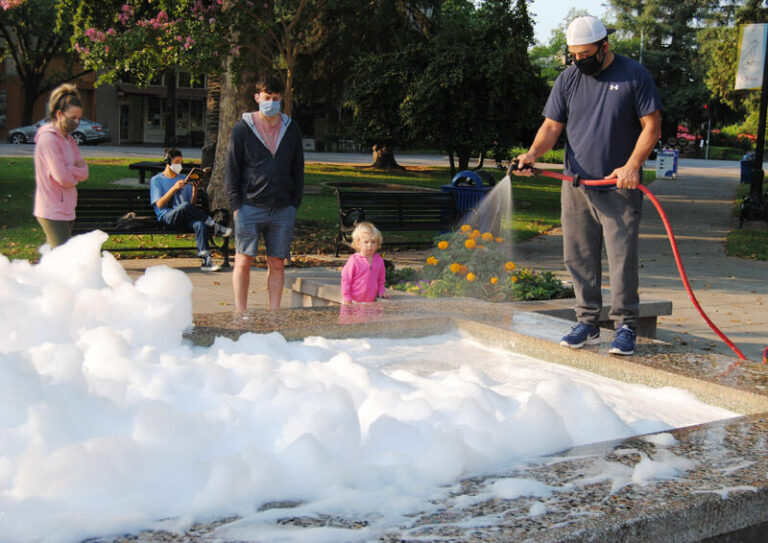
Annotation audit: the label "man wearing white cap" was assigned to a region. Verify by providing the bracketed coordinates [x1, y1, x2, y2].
[513, 15, 661, 355]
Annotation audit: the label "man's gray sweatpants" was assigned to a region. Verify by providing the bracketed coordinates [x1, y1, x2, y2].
[561, 181, 643, 328]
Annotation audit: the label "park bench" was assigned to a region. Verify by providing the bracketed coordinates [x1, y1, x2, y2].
[73, 188, 231, 266]
[334, 189, 459, 256]
[128, 161, 201, 184]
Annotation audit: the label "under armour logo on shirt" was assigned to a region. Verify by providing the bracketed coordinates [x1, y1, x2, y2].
[609, 84, 619, 91]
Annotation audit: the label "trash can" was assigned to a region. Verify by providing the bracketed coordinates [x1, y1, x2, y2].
[441, 170, 495, 214]
[740, 152, 756, 184]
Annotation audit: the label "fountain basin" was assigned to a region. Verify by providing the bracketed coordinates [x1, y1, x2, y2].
[186, 297, 768, 542]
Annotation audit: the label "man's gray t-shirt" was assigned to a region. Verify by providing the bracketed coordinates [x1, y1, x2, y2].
[543, 54, 661, 185]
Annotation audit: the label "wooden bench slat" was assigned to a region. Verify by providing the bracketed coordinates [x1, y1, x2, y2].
[334, 189, 458, 256]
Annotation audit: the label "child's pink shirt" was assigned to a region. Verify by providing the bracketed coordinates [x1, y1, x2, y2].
[341, 253, 386, 303]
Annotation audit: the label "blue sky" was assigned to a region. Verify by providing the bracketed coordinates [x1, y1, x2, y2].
[530, 0, 608, 44]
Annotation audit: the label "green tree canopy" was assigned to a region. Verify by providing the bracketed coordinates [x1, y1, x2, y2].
[0, 0, 90, 125]
[401, 0, 545, 173]
[700, 0, 768, 134]
[609, 0, 719, 140]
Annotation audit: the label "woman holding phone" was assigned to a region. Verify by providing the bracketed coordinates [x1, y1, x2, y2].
[149, 148, 232, 271]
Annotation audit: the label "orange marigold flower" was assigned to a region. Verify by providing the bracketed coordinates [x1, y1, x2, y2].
[437, 240, 449, 250]
[450, 262, 461, 273]
[459, 265, 468, 274]
[426, 256, 438, 266]
[464, 239, 476, 249]
[472, 229, 481, 238]
[495, 237, 503, 243]
[510, 275, 519, 283]
[505, 261, 516, 271]
[490, 276, 498, 284]
[481, 232, 494, 242]
[466, 272, 477, 282]
[460, 224, 472, 232]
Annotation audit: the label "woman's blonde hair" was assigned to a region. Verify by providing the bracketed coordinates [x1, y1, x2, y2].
[351, 221, 383, 250]
[48, 83, 82, 120]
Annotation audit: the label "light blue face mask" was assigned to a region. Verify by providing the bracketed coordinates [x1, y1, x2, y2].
[259, 100, 281, 117]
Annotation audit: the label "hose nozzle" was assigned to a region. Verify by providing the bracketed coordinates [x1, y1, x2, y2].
[507, 159, 533, 178]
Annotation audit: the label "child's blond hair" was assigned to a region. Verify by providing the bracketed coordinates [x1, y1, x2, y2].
[351, 221, 383, 250]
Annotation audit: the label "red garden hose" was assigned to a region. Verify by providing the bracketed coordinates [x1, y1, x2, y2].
[517, 165, 765, 365]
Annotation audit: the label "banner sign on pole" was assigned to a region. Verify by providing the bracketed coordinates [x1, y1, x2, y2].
[736, 23, 768, 90]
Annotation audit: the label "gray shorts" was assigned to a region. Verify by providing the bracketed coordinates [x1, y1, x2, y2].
[235, 204, 296, 258]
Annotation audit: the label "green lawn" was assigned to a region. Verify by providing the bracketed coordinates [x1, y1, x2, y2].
[0, 157, 652, 262]
[726, 180, 768, 261]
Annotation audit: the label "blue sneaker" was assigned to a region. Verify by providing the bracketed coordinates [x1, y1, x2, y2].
[610, 324, 637, 355]
[559, 322, 600, 348]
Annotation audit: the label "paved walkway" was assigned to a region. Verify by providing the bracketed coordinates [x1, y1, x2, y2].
[513, 162, 768, 362]
[114, 156, 768, 363]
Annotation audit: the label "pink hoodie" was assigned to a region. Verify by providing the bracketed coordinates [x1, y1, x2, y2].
[33, 122, 89, 221]
[341, 252, 386, 303]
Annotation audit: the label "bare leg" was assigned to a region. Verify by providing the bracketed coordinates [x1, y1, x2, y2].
[233, 253, 254, 312]
[266, 256, 285, 310]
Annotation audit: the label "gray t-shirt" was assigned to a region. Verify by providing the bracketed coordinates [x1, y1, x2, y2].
[543, 54, 661, 186]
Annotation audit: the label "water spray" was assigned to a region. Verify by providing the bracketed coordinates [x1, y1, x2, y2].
[508, 161, 768, 366]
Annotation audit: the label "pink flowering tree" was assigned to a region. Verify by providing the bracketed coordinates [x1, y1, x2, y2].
[0, 0, 92, 125]
[64, 0, 252, 144]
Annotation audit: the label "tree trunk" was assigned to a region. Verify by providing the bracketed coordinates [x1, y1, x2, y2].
[208, 66, 260, 212]
[283, 66, 294, 116]
[473, 151, 485, 170]
[21, 75, 44, 126]
[369, 144, 405, 170]
[456, 146, 471, 172]
[448, 150, 456, 178]
[201, 73, 221, 170]
[164, 70, 177, 146]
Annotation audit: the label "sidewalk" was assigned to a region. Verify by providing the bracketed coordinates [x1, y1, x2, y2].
[118, 158, 768, 363]
[513, 163, 768, 362]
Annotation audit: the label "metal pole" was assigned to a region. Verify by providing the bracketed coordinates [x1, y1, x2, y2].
[741, 27, 768, 224]
[750, 31, 768, 205]
[706, 117, 711, 160]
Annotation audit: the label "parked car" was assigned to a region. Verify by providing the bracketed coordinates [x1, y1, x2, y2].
[8, 118, 111, 145]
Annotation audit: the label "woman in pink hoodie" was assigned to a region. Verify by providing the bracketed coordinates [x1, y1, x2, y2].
[33, 83, 89, 248]
[341, 221, 390, 304]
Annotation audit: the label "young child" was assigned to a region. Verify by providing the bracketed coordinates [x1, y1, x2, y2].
[341, 222, 389, 304]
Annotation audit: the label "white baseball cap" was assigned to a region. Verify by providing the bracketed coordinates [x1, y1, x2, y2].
[566, 15, 616, 46]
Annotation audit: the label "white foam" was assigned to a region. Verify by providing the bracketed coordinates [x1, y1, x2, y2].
[0, 232, 738, 542]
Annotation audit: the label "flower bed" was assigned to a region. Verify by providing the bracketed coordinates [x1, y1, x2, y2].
[387, 225, 574, 302]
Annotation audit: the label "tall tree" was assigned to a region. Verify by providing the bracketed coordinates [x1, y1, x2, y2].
[64, 0, 238, 145]
[609, 0, 719, 140]
[700, 0, 768, 133]
[0, 0, 91, 125]
[401, 0, 546, 173]
[342, 0, 441, 168]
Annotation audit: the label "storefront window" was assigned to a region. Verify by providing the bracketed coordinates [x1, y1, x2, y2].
[190, 99, 204, 131]
[147, 96, 164, 129]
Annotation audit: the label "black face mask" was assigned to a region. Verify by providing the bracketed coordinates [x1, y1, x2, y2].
[574, 46, 605, 76]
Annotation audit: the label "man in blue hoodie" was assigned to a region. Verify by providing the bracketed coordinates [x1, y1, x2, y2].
[224, 74, 304, 312]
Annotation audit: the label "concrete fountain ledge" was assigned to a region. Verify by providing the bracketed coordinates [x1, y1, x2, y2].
[289, 273, 672, 338]
[184, 295, 768, 542]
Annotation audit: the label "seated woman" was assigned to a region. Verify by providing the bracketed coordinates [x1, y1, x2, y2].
[149, 148, 231, 271]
